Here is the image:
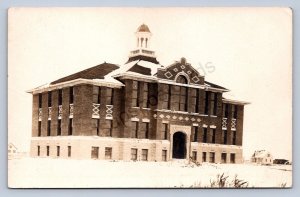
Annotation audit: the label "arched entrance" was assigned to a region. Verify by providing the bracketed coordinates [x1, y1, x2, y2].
[172, 132, 187, 159]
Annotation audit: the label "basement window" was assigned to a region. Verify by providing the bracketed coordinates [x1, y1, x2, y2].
[221, 153, 227, 163]
[162, 150, 167, 161]
[202, 152, 207, 162]
[209, 152, 215, 163]
[131, 148, 137, 161]
[142, 149, 148, 161]
[230, 153, 236, 163]
[105, 147, 112, 160]
[192, 151, 197, 161]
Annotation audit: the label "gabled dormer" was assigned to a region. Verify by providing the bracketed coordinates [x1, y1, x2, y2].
[157, 57, 204, 86]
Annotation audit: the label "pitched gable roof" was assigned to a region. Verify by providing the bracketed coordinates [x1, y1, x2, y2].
[205, 81, 228, 90]
[126, 55, 159, 64]
[50, 62, 119, 85]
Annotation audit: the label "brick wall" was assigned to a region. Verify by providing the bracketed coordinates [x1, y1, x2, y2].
[31, 94, 39, 137]
[61, 87, 70, 136]
[73, 84, 93, 136]
[236, 105, 244, 146]
[51, 90, 58, 136]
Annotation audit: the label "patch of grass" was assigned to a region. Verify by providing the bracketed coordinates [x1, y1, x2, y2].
[207, 173, 249, 188]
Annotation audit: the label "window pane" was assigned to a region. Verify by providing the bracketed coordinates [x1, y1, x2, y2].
[91, 147, 99, 159]
[48, 91, 52, 107]
[162, 150, 167, 161]
[105, 147, 112, 159]
[203, 128, 207, 143]
[106, 88, 113, 105]
[209, 152, 215, 163]
[131, 121, 138, 138]
[38, 93, 42, 108]
[58, 89, 62, 105]
[142, 149, 148, 161]
[202, 152, 206, 162]
[131, 148, 137, 160]
[221, 153, 227, 163]
[102, 120, 112, 137]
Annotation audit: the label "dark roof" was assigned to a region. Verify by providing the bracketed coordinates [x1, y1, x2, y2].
[126, 55, 159, 64]
[205, 81, 228, 90]
[50, 62, 119, 85]
[137, 24, 151, 33]
[128, 64, 151, 76]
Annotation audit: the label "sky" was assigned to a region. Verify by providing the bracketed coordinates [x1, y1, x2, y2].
[8, 7, 292, 160]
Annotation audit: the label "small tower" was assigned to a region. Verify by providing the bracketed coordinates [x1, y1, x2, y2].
[136, 24, 152, 48]
[127, 24, 159, 64]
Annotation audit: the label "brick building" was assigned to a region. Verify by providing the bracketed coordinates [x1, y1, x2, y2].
[28, 24, 249, 163]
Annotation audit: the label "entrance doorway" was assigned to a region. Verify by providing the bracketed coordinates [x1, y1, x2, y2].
[172, 132, 186, 159]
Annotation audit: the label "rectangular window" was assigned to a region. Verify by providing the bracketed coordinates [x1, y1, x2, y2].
[191, 89, 200, 113]
[162, 123, 168, 140]
[68, 118, 73, 135]
[69, 87, 74, 104]
[204, 91, 209, 114]
[223, 104, 229, 117]
[48, 91, 52, 107]
[143, 83, 149, 108]
[209, 152, 215, 163]
[232, 105, 238, 119]
[202, 152, 207, 162]
[106, 88, 114, 105]
[91, 146, 99, 159]
[38, 93, 42, 108]
[230, 153, 236, 163]
[92, 86, 101, 104]
[171, 85, 179, 111]
[202, 128, 208, 143]
[232, 131, 237, 145]
[132, 81, 139, 107]
[105, 147, 112, 160]
[211, 128, 216, 143]
[192, 126, 198, 142]
[192, 151, 197, 161]
[93, 119, 100, 136]
[57, 146, 60, 157]
[210, 92, 217, 115]
[38, 121, 41, 137]
[142, 149, 148, 161]
[141, 122, 149, 139]
[68, 146, 71, 157]
[47, 120, 51, 136]
[179, 86, 188, 111]
[131, 121, 138, 138]
[103, 119, 113, 137]
[58, 89, 62, 105]
[46, 146, 50, 157]
[37, 146, 40, 156]
[162, 150, 167, 161]
[57, 119, 61, 136]
[162, 85, 171, 110]
[131, 148, 137, 161]
[221, 153, 227, 163]
[223, 130, 227, 144]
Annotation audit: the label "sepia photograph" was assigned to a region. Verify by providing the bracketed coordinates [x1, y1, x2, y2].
[8, 7, 292, 188]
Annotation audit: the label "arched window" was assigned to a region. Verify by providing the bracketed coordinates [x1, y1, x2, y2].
[145, 38, 148, 48]
[176, 75, 188, 84]
[141, 38, 144, 47]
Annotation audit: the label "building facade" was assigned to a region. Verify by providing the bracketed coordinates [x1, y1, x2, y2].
[28, 24, 249, 163]
[251, 150, 273, 165]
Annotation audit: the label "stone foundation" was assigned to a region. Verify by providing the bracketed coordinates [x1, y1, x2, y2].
[30, 136, 242, 163]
